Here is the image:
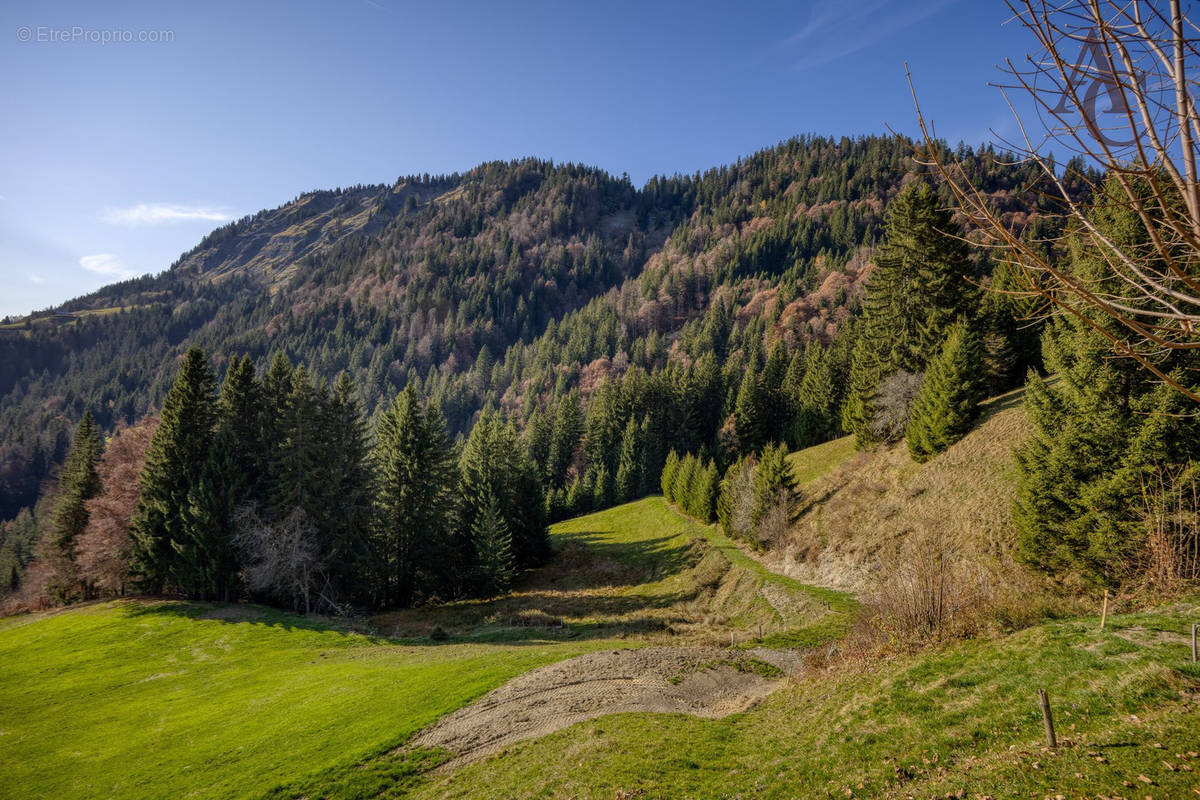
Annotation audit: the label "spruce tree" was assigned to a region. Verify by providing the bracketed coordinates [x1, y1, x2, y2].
[459, 413, 548, 581]
[672, 454, 698, 511]
[635, 415, 659, 497]
[615, 416, 641, 503]
[269, 366, 326, 522]
[218, 355, 266, 502]
[906, 321, 985, 463]
[734, 367, 768, 455]
[844, 181, 975, 447]
[322, 372, 375, 604]
[179, 425, 243, 600]
[47, 412, 103, 600]
[794, 343, 838, 447]
[692, 459, 719, 523]
[590, 464, 614, 511]
[661, 450, 680, 501]
[1013, 176, 1200, 582]
[373, 386, 456, 607]
[753, 443, 795, 525]
[472, 490, 514, 596]
[546, 391, 584, 487]
[131, 348, 217, 593]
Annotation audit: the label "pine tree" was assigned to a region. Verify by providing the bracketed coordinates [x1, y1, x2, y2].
[906, 321, 985, 463]
[472, 490, 514, 596]
[47, 412, 103, 600]
[373, 386, 456, 607]
[131, 348, 217, 593]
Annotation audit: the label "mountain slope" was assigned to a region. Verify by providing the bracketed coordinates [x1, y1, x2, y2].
[0, 135, 1055, 525]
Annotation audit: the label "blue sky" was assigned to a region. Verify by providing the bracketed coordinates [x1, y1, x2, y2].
[0, 0, 1033, 318]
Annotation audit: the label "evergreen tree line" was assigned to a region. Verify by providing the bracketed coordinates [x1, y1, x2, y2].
[842, 180, 1041, 461]
[660, 451, 720, 523]
[1013, 176, 1200, 586]
[123, 347, 547, 611]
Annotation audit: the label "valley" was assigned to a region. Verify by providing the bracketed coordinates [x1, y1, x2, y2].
[3, 431, 1197, 799]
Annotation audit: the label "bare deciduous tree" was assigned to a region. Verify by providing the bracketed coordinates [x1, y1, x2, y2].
[870, 371, 924, 442]
[234, 505, 328, 614]
[911, 0, 1200, 400]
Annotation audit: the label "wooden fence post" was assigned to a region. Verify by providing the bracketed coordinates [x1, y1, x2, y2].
[1192, 623, 1197, 664]
[1099, 590, 1109, 630]
[1037, 689, 1057, 749]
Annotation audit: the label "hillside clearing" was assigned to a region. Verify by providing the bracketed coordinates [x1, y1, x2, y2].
[375, 497, 847, 647]
[775, 388, 1031, 592]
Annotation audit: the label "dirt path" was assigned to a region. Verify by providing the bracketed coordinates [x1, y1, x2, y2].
[410, 646, 785, 768]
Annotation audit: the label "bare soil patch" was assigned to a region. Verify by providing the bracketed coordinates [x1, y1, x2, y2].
[410, 646, 784, 768]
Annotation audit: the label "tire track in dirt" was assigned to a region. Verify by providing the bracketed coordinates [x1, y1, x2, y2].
[410, 646, 785, 768]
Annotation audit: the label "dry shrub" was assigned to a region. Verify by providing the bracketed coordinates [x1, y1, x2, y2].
[1139, 464, 1200, 594]
[865, 530, 982, 646]
[0, 557, 56, 615]
[755, 490, 792, 550]
[855, 531, 1077, 653]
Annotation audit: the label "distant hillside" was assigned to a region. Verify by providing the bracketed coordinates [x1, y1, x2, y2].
[0, 135, 1056, 523]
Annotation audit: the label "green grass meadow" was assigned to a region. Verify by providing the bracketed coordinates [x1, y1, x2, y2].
[2, 493, 1198, 799]
[0, 602, 610, 800]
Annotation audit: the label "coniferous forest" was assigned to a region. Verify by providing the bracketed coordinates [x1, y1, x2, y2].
[2, 133, 1197, 614]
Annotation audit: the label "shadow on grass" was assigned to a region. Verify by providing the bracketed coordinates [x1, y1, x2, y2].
[118, 599, 374, 638]
[118, 529, 702, 649]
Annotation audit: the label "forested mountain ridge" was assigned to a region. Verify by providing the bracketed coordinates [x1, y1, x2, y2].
[0, 135, 1058, 547]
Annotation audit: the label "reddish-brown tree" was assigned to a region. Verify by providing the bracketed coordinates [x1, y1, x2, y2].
[75, 417, 159, 597]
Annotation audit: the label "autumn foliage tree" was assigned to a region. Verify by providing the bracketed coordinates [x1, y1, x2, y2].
[75, 418, 159, 597]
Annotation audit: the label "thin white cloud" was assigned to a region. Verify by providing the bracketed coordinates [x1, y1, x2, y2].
[27, 272, 44, 284]
[783, 0, 957, 71]
[80, 253, 134, 278]
[101, 203, 230, 226]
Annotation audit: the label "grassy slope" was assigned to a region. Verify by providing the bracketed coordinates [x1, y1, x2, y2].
[417, 602, 1200, 799]
[0, 497, 838, 800]
[5, 490, 1198, 800]
[0, 602, 612, 800]
[779, 389, 1031, 592]
[376, 497, 843, 647]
